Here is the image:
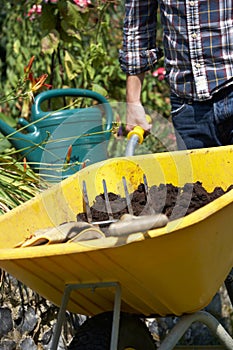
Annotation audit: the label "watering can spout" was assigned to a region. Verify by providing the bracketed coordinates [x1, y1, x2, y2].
[0, 119, 18, 138]
[0, 118, 41, 161]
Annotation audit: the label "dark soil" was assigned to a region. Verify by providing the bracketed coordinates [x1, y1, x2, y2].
[77, 181, 233, 224]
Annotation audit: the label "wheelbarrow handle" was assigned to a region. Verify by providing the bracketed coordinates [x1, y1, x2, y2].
[31, 88, 113, 132]
[108, 214, 168, 236]
[127, 114, 152, 143]
[125, 115, 152, 156]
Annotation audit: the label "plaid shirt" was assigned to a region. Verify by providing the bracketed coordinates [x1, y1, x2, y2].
[119, 0, 233, 101]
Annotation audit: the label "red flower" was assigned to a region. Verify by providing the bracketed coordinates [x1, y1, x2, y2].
[24, 56, 35, 75]
[152, 67, 166, 80]
[28, 72, 52, 92]
[23, 157, 27, 171]
[65, 145, 73, 164]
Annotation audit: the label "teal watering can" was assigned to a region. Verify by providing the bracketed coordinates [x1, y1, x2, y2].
[0, 88, 113, 181]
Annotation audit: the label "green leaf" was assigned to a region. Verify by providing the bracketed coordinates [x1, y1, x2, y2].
[61, 20, 81, 41]
[64, 51, 81, 80]
[61, 1, 84, 30]
[86, 64, 95, 80]
[0, 134, 11, 152]
[0, 112, 17, 127]
[41, 29, 60, 54]
[13, 39, 21, 55]
[40, 3, 58, 34]
[92, 83, 108, 97]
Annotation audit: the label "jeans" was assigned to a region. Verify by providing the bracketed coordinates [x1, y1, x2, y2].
[171, 85, 233, 307]
[170, 85, 233, 150]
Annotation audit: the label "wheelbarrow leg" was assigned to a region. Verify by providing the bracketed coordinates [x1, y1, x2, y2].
[50, 283, 73, 350]
[50, 282, 121, 350]
[110, 283, 122, 350]
[225, 268, 233, 307]
[158, 310, 233, 350]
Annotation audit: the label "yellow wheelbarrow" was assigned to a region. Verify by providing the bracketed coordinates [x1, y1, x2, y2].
[0, 145, 233, 349]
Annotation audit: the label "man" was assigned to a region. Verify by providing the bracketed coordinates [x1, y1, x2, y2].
[119, 0, 233, 304]
[119, 0, 233, 147]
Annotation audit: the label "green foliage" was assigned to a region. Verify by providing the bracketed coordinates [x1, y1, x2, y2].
[0, 0, 170, 118]
[0, 0, 126, 119]
[0, 151, 47, 214]
[0, 0, 173, 211]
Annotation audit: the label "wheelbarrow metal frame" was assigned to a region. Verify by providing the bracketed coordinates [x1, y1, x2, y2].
[51, 281, 122, 350]
[51, 280, 233, 350]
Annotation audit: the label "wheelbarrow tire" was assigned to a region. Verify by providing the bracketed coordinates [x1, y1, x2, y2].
[68, 311, 156, 350]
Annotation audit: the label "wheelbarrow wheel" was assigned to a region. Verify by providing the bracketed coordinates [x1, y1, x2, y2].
[68, 311, 156, 350]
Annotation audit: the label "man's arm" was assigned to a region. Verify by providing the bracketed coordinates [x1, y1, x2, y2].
[126, 73, 151, 131]
[119, 0, 160, 131]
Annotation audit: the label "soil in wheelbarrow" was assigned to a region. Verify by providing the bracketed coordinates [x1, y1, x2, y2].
[77, 181, 233, 227]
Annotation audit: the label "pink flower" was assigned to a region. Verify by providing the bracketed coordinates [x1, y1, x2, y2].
[27, 4, 42, 20]
[168, 133, 176, 142]
[73, 0, 92, 8]
[152, 67, 166, 81]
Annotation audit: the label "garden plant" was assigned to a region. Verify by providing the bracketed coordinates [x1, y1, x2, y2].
[0, 0, 171, 212]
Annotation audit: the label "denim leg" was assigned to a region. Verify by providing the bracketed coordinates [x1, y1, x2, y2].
[213, 87, 233, 145]
[170, 95, 221, 150]
[170, 87, 233, 150]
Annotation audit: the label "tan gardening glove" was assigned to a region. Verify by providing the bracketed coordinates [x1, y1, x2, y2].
[15, 221, 105, 247]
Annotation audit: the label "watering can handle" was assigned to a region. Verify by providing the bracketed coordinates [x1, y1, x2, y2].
[31, 88, 113, 131]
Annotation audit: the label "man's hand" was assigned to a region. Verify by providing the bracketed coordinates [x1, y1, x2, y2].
[126, 102, 152, 132]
